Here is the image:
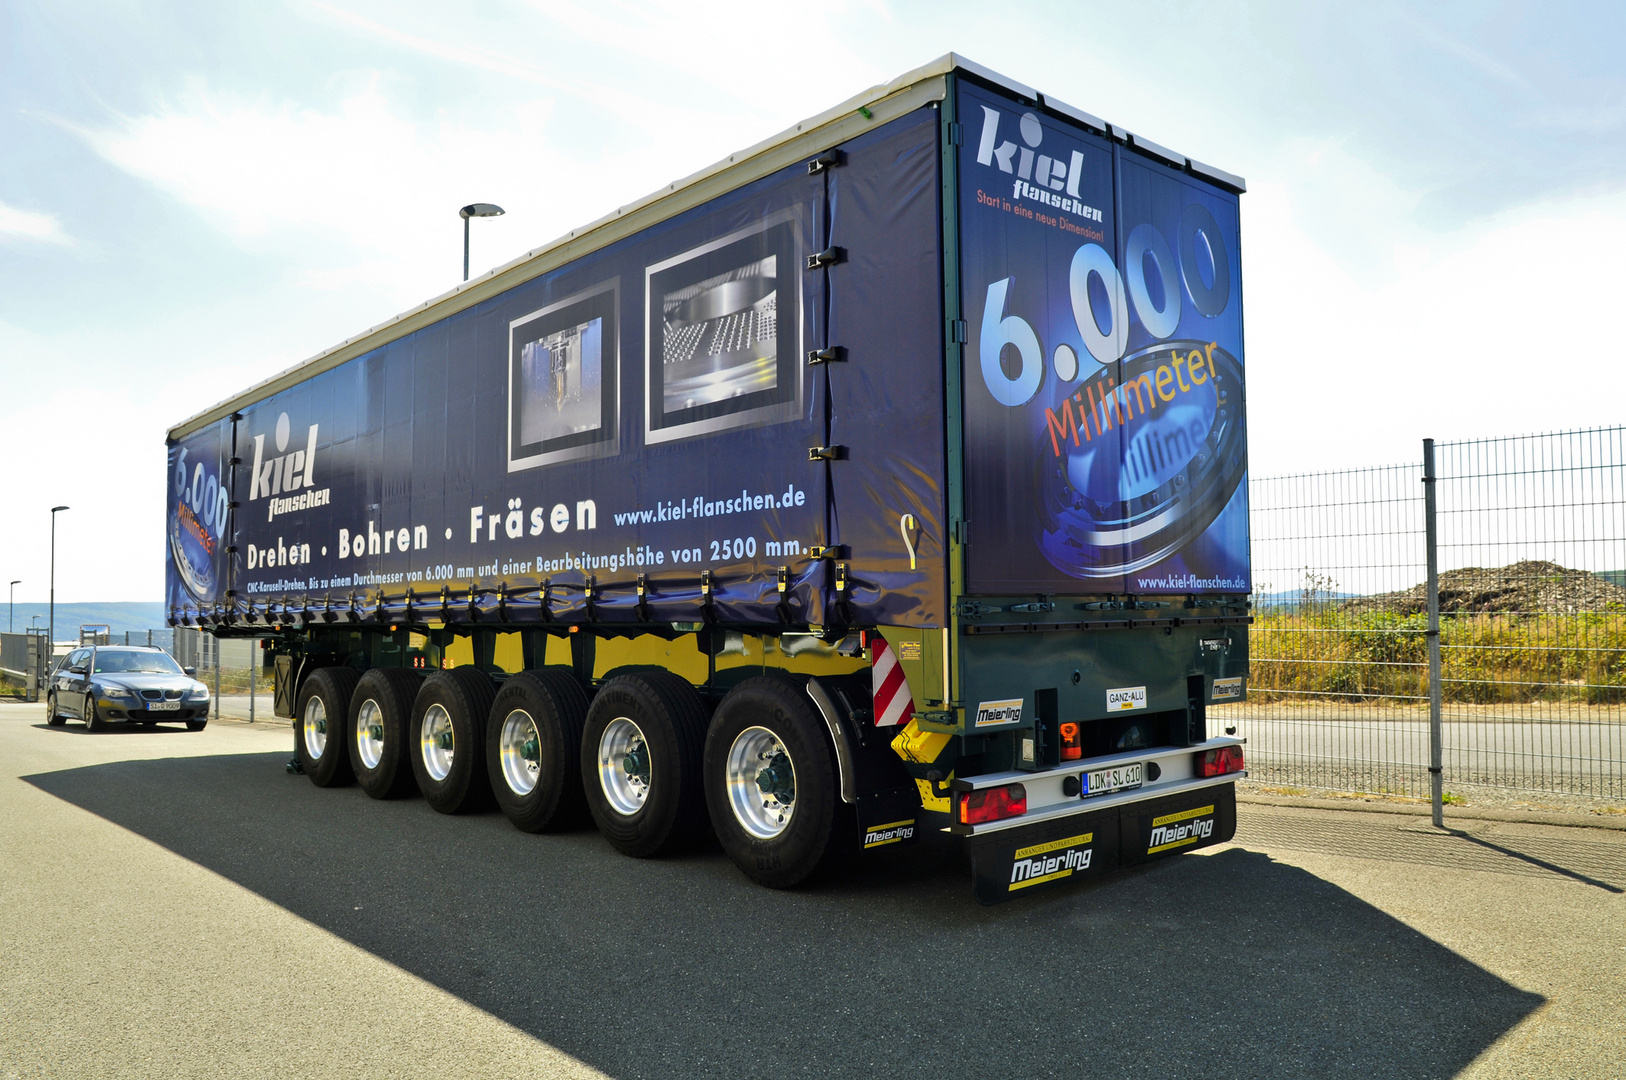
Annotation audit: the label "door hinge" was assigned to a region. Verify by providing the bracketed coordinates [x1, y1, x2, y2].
[806, 246, 845, 270]
[952, 519, 970, 544]
[950, 319, 967, 343]
[806, 346, 847, 365]
[807, 148, 844, 174]
[948, 121, 963, 146]
[808, 445, 848, 462]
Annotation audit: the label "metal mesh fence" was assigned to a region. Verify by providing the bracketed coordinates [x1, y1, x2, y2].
[1214, 426, 1626, 805]
[1432, 430, 1625, 801]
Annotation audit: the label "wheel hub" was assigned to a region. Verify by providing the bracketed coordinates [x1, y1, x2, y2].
[597, 717, 652, 816]
[303, 697, 328, 759]
[420, 704, 455, 782]
[726, 727, 797, 840]
[356, 698, 386, 771]
[499, 709, 542, 797]
[754, 752, 795, 805]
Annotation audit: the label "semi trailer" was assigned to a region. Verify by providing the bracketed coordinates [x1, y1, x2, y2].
[164, 55, 1251, 904]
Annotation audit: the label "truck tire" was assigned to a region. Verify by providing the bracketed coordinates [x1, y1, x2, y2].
[486, 669, 591, 833]
[295, 667, 360, 787]
[581, 671, 709, 858]
[410, 668, 496, 814]
[349, 668, 423, 799]
[46, 693, 66, 726]
[703, 674, 851, 888]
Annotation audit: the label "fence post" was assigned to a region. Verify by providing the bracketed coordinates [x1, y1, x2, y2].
[1423, 438, 1444, 828]
[212, 635, 221, 721]
[249, 639, 256, 723]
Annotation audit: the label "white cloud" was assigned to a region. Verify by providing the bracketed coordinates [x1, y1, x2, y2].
[1244, 169, 1626, 475]
[0, 200, 72, 245]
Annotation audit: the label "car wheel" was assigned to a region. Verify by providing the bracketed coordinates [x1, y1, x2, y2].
[581, 671, 710, 858]
[186, 719, 208, 732]
[486, 668, 591, 833]
[350, 667, 423, 800]
[409, 668, 496, 814]
[704, 674, 851, 888]
[84, 697, 105, 732]
[295, 667, 361, 787]
[46, 693, 66, 726]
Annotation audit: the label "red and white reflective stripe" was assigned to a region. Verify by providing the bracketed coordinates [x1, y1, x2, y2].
[870, 635, 914, 728]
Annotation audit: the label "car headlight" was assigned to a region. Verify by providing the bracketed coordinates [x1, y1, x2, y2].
[188, 686, 210, 701]
[102, 685, 134, 699]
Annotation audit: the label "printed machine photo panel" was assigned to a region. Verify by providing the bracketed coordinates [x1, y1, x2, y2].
[508, 282, 619, 471]
[644, 215, 801, 445]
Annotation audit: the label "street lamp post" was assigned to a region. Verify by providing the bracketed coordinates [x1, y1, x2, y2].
[9, 580, 18, 633]
[49, 506, 68, 653]
[460, 203, 505, 281]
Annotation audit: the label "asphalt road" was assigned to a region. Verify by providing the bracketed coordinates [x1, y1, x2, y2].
[1231, 713, 1625, 799]
[2, 702, 1623, 1079]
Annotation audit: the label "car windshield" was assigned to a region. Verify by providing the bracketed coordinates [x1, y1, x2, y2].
[92, 650, 183, 675]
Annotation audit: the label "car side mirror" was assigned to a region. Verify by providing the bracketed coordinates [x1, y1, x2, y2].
[69, 665, 87, 675]
[184, 666, 197, 677]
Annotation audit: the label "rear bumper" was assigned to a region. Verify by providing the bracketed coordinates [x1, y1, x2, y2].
[966, 781, 1237, 904]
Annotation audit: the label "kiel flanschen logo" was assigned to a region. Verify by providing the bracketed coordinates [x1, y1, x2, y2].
[250, 412, 330, 522]
[976, 106, 1104, 223]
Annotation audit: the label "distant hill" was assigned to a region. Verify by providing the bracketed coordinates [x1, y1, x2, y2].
[1253, 589, 1361, 608]
[2, 602, 167, 641]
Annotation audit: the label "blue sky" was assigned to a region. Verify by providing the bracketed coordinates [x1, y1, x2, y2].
[3, 0, 1624, 601]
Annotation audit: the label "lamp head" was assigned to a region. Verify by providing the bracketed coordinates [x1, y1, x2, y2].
[459, 203, 505, 219]
[51, 505, 69, 513]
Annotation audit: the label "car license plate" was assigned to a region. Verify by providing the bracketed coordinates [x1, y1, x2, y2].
[149, 701, 180, 712]
[1085, 762, 1142, 797]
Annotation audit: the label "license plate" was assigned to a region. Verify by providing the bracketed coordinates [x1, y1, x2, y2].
[1085, 762, 1142, 797]
[148, 701, 180, 712]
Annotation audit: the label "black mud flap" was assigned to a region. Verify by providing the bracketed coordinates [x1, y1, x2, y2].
[967, 806, 1120, 905]
[855, 788, 923, 851]
[1119, 783, 1237, 866]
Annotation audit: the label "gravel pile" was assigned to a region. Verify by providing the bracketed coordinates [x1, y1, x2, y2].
[1342, 560, 1626, 616]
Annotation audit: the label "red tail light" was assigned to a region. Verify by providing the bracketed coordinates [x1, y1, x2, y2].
[959, 783, 1027, 825]
[1197, 745, 1245, 777]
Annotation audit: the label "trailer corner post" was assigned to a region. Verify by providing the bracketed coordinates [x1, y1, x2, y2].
[1423, 438, 1443, 828]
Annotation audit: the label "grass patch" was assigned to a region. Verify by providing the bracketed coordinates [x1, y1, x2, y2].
[1247, 607, 1625, 706]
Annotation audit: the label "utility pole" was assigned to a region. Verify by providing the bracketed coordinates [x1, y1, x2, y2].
[49, 507, 68, 654]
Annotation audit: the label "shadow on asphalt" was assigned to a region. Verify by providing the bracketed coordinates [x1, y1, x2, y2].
[25, 752, 1542, 1080]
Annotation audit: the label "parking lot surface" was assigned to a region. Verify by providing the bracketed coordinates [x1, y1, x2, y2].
[1, 702, 1621, 1079]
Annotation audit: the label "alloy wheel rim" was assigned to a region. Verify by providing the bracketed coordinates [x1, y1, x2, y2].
[303, 696, 327, 758]
[499, 709, 542, 796]
[726, 726, 797, 840]
[597, 717, 651, 816]
[356, 698, 385, 770]
[420, 704, 455, 782]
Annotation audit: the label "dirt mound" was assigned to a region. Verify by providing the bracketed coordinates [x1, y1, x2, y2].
[1343, 561, 1626, 616]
